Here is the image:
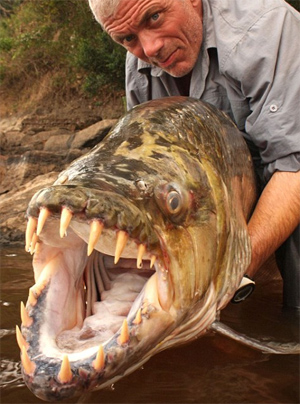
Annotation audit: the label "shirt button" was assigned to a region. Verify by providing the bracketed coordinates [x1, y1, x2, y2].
[270, 104, 278, 112]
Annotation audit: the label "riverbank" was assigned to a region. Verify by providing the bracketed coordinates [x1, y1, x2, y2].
[0, 91, 125, 246]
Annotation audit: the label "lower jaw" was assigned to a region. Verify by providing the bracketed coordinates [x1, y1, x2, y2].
[21, 290, 176, 402]
[21, 285, 218, 403]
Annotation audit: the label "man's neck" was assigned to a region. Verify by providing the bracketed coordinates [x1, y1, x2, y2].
[174, 72, 192, 96]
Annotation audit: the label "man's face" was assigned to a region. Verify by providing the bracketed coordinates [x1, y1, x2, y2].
[101, 0, 203, 77]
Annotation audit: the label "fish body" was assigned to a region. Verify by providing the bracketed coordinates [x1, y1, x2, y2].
[20, 97, 257, 401]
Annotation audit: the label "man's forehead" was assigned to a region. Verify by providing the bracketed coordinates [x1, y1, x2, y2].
[103, 0, 164, 33]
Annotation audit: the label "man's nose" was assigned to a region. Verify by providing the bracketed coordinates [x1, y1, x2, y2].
[139, 31, 163, 58]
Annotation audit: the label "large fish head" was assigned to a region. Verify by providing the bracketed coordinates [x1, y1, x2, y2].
[18, 97, 256, 401]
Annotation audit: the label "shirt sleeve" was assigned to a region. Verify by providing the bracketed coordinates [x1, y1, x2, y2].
[226, 5, 300, 182]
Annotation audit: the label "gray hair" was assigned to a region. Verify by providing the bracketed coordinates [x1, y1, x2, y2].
[88, 0, 122, 27]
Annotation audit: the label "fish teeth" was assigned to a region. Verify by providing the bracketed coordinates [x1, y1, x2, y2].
[58, 355, 73, 384]
[88, 220, 104, 256]
[36, 207, 50, 236]
[29, 280, 47, 300]
[21, 346, 36, 375]
[114, 231, 129, 264]
[60, 207, 73, 238]
[25, 217, 37, 252]
[133, 308, 142, 325]
[28, 206, 157, 269]
[29, 233, 38, 255]
[150, 255, 156, 268]
[27, 288, 37, 307]
[137, 244, 146, 269]
[20, 301, 33, 327]
[118, 319, 130, 345]
[16, 325, 29, 350]
[92, 345, 105, 372]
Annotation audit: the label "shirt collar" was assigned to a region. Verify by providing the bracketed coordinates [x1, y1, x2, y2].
[137, 59, 163, 77]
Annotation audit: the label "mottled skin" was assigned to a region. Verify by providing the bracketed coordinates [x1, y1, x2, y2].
[22, 97, 257, 401]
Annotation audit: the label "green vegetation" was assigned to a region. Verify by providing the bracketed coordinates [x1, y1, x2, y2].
[0, 0, 126, 98]
[289, 1, 300, 11]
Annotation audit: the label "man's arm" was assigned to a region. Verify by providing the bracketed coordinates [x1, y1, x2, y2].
[246, 170, 300, 277]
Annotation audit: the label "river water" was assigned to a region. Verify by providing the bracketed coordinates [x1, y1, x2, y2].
[0, 247, 299, 404]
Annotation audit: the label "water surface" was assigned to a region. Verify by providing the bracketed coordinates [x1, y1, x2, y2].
[0, 247, 299, 404]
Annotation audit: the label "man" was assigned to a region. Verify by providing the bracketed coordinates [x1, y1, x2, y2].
[89, 0, 300, 309]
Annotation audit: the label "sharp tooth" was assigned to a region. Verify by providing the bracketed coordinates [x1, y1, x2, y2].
[25, 217, 37, 252]
[16, 325, 29, 350]
[88, 221, 104, 256]
[133, 308, 142, 325]
[150, 255, 156, 268]
[137, 244, 146, 269]
[20, 302, 33, 327]
[60, 207, 73, 238]
[58, 354, 73, 384]
[118, 319, 129, 345]
[114, 231, 128, 264]
[36, 208, 50, 236]
[34, 240, 42, 255]
[30, 233, 38, 255]
[30, 279, 48, 299]
[21, 346, 36, 375]
[28, 288, 37, 306]
[92, 345, 105, 371]
[30, 285, 42, 300]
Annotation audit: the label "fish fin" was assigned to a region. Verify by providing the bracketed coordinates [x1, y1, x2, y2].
[211, 321, 300, 354]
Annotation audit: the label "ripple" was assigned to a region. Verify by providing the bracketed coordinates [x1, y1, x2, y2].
[0, 359, 24, 389]
[1, 301, 12, 307]
[0, 328, 15, 339]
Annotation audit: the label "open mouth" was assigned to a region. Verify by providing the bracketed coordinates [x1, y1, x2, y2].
[18, 189, 176, 399]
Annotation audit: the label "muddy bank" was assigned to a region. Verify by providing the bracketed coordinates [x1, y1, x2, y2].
[0, 105, 119, 245]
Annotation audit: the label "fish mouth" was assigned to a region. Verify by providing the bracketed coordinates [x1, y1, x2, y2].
[18, 184, 181, 401]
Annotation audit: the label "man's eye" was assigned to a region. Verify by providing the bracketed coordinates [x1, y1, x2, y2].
[124, 34, 135, 44]
[151, 13, 160, 21]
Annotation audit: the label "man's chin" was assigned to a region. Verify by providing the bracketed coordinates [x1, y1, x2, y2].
[158, 54, 195, 77]
[162, 64, 193, 78]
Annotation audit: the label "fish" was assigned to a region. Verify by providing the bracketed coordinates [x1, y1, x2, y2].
[18, 96, 259, 401]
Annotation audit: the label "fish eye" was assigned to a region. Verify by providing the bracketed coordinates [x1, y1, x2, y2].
[166, 191, 182, 214]
[154, 182, 188, 223]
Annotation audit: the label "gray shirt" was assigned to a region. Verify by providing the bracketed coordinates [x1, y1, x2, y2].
[125, 0, 300, 182]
